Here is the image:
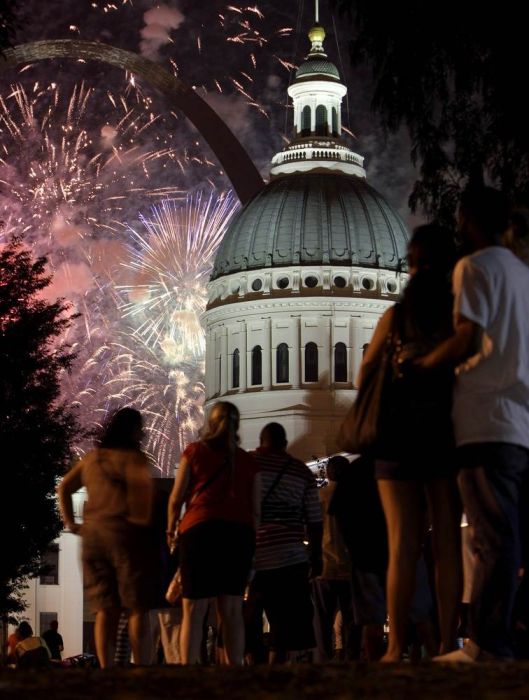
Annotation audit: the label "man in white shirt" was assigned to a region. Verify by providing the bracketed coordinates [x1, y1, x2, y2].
[417, 186, 529, 661]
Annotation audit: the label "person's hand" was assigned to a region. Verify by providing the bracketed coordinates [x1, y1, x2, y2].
[412, 354, 434, 371]
[166, 530, 177, 551]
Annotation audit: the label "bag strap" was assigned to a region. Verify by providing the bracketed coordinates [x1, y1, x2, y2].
[262, 457, 292, 505]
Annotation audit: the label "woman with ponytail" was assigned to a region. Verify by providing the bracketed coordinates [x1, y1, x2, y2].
[167, 401, 260, 664]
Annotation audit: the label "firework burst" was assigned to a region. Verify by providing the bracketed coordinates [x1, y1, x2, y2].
[118, 192, 239, 363]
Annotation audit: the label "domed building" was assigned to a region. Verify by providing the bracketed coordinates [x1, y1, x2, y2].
[203, 22, 409, 460]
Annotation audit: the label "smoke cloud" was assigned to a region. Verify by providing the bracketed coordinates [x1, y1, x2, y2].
[139, 4, 185, 61]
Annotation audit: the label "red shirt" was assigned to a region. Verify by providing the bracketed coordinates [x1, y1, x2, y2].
[179, 441, 259, 533]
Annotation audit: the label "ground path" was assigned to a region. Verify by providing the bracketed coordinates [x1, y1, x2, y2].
[1, 663, 529, 699]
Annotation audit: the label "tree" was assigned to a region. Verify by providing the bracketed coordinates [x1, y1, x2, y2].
[0, 237, 80, 618]
[336, 0, 529, 223]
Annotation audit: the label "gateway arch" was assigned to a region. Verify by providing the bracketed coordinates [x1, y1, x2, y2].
[0, 39, 265, 204]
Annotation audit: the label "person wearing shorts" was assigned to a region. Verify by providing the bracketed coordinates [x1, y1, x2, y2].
[248, 422, 323, 663]
[167, 401, 260, 665]
[58, 407, 154, 668]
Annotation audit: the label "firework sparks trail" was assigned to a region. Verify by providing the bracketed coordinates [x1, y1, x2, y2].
[0, 81, 215, 239]
[118, 192, 239, 363]
[103, 336, 206, 476]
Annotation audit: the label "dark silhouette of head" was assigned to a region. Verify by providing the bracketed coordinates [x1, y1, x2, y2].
[202, 401, 240, 452]
[18, 622, 33, 639]
[49, 620, 59, 631]
[260, 422, 288, 451]
[99, 407, 143, 451]
[407, 223, 457, 277]
[458, 186, 510, 250]
[402, 223, 457, 338]
[326, 455, 349, 481]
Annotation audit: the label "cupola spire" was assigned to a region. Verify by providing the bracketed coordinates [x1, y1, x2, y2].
[269, 11, 366, 180]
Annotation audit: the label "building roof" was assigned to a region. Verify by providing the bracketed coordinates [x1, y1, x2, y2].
[211, 172, 409, 280]
[295, 57, 340, 81]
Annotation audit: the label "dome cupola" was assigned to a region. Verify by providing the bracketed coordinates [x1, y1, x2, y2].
[270, 11, 365, 179]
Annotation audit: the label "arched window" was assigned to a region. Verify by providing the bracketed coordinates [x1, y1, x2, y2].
[334, 342, 347, 382]
[304, 342, 318, 382]
[301, 105, 311, 136]
[232, 349, 240, 389]
[276, 343, 289, 384]
[315, 105, 327, 136]
[332, 107, 338, 136]
[251, 345, 262, 385]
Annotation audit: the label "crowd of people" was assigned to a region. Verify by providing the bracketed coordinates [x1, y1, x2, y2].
[12, 184, 528, 669]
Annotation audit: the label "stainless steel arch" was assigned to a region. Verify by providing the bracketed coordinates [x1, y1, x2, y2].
[0, 39, 265, 204]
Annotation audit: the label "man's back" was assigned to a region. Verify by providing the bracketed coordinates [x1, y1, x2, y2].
[253, 448, 321, 571]
[42, 628, 63, 660]
[453, 246, 529, 447]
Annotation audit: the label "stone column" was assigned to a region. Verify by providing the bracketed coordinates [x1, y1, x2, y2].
[262, 317, 272, 390]
[319, 317, 331, 387]
[291, 316, 301, 389]
[239, 321, 247, 393]
[205, 327, 214, 399]
[220, 327, 228, 395]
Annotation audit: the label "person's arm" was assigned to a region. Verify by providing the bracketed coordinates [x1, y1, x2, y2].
[57, 462, 84, 534]
[126, 453, 153, 526]
[414, 313, 481, 370]
[58, 635, 64, 653]
[252, 472, 262, 529]
[356, 306, 394, 387]
[166, 455, 191, 547]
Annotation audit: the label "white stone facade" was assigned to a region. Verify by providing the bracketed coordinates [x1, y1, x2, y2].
[16, 491, 86, 659]
[203, 265, 406, 461]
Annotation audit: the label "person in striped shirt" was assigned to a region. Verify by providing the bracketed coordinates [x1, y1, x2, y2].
[248, 422, 323, 663]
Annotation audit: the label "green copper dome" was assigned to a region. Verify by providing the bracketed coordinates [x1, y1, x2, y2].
[211, 173, 409, 280]
[295, 58, 340, 81]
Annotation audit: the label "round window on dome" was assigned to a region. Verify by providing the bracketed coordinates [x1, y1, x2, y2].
[386, 280, 397, 294]
[276, 276, 290, 290]
[304, 276, 319, 288]
[334, 276, 347, 288]
[251, 278, 263, 292]
[362, 277, 375, 291]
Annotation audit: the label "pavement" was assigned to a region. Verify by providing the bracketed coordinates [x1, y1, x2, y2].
[2, 663, 529, 700]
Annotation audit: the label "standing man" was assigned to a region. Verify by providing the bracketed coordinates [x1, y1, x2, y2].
[417, 186, 529, 661]
[248, 423, 323, 663]
[42, 620, 64, 663]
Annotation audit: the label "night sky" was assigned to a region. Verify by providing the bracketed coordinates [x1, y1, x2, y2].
[0, 1, 418, 473]
[6, 0, 417, 218]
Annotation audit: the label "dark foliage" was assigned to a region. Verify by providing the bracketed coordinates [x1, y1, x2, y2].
[335, 1, 529, 223]
[0, 238, 80, 617]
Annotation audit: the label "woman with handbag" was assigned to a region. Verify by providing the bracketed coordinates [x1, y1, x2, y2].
[167, 401, 261, 665]
[350, 224, 462, 662]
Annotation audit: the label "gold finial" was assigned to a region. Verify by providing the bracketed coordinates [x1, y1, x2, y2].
[308, 23, 326, 56]
[308, 24, 325, 46]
